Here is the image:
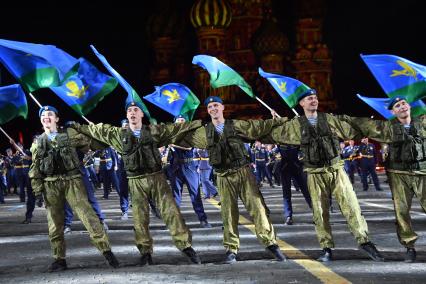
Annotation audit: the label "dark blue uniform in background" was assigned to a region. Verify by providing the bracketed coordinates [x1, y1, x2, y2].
[98, 147, 121, 199]
[169, 146, 211, 227]
[279, 144, 312, 225]
[4, 150, 17, 195]
[341, 144, 360, 184]
[0, 157, 5, 203]
[359, 140, 382, 191]
[195, 149, 218, 199]
[12, 149, 32, 203]
[253, 143, 274, 187]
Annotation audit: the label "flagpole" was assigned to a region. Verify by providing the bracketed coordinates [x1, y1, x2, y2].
[28, 92, 92, 124]
[0, 126, 27, 156]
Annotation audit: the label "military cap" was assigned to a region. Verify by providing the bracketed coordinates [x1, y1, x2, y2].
[125, 100, 144, 112]
[174, 113, 188, 122]
[297, 89, 317, 103]
[39, 105, 59, 117]
[204, 96, 223, 106]
[387, 96, 407, 110]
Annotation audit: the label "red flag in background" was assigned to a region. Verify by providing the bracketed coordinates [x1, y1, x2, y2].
[19, 131, 24, 146]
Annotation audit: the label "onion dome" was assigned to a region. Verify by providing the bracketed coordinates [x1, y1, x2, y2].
[146, 0, 185, 40]
[190, 0, 232, 29]
[252, 4, 289, 55]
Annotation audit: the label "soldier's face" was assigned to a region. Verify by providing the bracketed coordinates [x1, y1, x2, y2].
[391, 100, 411, 119]
[175, 118, 186, 124]
[40, 111, 59, 130]
[127, 106, 144, 125]
[6, 149, 12, 156]
[207, 102, 224, 120]
[299, 95, 318, 112]
[349, 140, 354, 146]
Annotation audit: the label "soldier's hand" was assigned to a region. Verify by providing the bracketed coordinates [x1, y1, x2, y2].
[271, 110, 279, 119]
[64, 121, 80, 129]
[36, 196, 44, 208]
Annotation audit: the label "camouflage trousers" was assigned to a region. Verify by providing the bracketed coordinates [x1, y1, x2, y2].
[129, 171, 192, 254]
[388, 171, 426, 248]
[216, 165, 276, 253]
[44, 176, 111, 259]
[306, 166, 369, 248]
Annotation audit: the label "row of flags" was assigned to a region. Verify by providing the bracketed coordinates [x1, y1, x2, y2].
[0, 38, 425, 129]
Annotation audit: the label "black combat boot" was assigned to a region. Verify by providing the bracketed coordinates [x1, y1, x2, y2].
[21, 218, 31, 224]
[317, 248, 332, 262]
[140, 252, 153, 266]
[200, 220, 212, 228]
[284, 216, 293, 225]
[182, 247, 201, 264]
[405, 248, 416, 263]
[359, 242, 384, 262]
[47, 259, 67, 272]
[103, 251, 120, 268]
[224, 251, 237, 264]
[266, 244, 287, 261]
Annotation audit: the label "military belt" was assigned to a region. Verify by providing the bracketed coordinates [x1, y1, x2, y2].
[100, 158, 112, 162]
[361, 155, 374, 158]
[256, 159, 265, 161]
[193, 157, 209, 161]
[14, 165, 29, 169]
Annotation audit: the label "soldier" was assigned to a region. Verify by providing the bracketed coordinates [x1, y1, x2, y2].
[195, 148, 218, 200]
[342, 96, 425, 262]
[69, 100, 202, 265]
[97, 147, 120, 200]
[268, 90, 384, 262]
[279, 144, 312, 225]
[29, 106, 119, 272]
[4, 148, 17, 195]
[341, 140, 360, 184]
[84, 150, 101, 189]
[0, 156, 5, 203]
[11, 142, 32, 203]
[169, 114, 211, 228]
[358, 137, 382, 191]
[253, 141, 274, 188]
[179, 96, 287, 264]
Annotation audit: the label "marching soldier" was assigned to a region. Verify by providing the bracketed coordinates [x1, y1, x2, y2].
[342, 96, 425, 262]
[268, 90, 384, 262]
[179, 96, 287, 264]
[29, 106, 119, 272]
[69, 100, 202, 265]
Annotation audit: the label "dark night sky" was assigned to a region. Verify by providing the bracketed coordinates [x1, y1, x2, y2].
[1, 0, 426, 150]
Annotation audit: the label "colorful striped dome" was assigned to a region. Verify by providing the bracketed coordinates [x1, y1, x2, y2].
[190, 0, 232, 29]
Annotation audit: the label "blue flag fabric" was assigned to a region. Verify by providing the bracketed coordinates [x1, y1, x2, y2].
[361, 54, 426, 102]
[258, 68, 312, 108]
[0, 39, 79, 92]
[50, 58, 118, 116]
[357, 93, 426, 119]
[144, 83, 200, 120]
[0, 84, 28, 124]
[90, 45, 155, 123]
[192, 54, 255, 98]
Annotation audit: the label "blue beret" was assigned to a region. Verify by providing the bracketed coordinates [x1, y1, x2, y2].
[204, 96, 223, 106]
[387, 96, 407, 110]
[174, 113, 188, 122]
[297, 89, 317, 103]
[39, 105, 59, 117]
[125, 101, 145, 112]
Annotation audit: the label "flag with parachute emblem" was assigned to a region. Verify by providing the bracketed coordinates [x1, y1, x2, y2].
[50, 58, 118, 116]
[144, 83, 200, 120]
[361, 54, 426, 102]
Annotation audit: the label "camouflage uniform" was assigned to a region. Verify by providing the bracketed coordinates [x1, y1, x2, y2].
[343, 115, 426, 248]
[181, 118, 286, 253]
[29, 128, 111, 260]
[268, 113, 370, 248]
[72, 121, 201, 254]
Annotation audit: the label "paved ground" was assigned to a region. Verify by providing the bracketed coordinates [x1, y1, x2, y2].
[1, 172, 426, 283]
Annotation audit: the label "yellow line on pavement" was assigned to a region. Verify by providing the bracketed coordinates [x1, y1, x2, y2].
[206, 198, 351, 284]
